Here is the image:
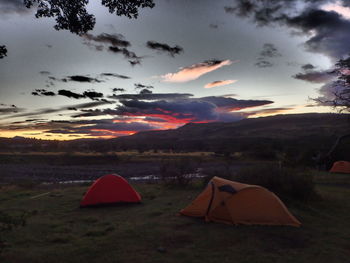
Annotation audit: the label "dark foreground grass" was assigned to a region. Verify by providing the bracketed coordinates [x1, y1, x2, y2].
[0, 174, 349, 263]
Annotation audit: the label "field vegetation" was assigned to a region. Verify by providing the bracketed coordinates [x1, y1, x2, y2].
[0, 171, 349, 263]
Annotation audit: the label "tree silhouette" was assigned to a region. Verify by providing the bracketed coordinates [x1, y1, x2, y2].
[314, 55, 350, 168]
[332, 55, 350, 112]
[1, 0, 155, 59]
[24, 0, 155, 35]
[0, 46, 7, 59]
[317, 55, 350, 112]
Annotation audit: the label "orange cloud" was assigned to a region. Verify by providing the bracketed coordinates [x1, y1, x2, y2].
[161, 60, 233, 83]
[204, 79, 237, 89]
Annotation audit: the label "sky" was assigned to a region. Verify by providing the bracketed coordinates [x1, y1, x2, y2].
[0, 0, 349, 140]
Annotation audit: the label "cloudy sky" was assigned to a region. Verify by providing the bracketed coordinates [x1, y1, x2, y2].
[0, 0, 349, 140]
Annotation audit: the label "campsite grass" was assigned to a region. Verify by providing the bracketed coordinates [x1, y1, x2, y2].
[1, 174, 350, 263]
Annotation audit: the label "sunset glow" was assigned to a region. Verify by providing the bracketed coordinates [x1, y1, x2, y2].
[161, 60, 233, 83]
[0, 0, 348, 140]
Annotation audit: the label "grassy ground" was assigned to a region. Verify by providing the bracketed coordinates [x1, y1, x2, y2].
[0, 173, 349, 263]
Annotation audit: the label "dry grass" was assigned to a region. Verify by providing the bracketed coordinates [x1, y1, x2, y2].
[0, 172, 349, 263]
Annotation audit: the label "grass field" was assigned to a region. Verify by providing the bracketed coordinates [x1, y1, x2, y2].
[0, 173, 349, 263]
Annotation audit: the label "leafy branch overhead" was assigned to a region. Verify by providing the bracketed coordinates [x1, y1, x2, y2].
[0, 0, 155, 59]
[23, 0, 155, 35]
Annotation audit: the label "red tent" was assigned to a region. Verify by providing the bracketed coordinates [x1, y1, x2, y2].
[329, 161, 350, 174]
[80, 174, 141, 207]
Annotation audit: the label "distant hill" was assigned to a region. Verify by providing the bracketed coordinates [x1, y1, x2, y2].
[1, 113, 349, 160]
[111, 113, 349, 152]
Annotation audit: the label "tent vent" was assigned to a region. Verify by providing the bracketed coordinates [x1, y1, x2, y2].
[218, 184, 237, 194]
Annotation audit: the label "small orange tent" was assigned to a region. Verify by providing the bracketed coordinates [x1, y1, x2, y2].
[180, 177, 301, 227]
[80, 174, 141, 207]
[329, 161, 350, 174]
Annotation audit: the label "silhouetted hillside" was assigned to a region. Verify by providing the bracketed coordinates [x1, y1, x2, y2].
[1, 114, 349, 162]
[112, 113, 349, 155]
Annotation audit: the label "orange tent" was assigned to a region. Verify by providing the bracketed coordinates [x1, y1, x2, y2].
[329, 161, 350, 174]
[180, 177, 301, 227]
[80, 174, 141, 207]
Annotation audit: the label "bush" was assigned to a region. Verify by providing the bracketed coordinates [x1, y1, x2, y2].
[0, 210, 32, 254]
[0, 210, 32, 232]
[159, 158, 197, 186]
[234, 163, 317, 202]
[13, 178, 39, 189]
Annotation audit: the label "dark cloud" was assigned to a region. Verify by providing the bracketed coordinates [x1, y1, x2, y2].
[82, 33, 130, 48]
[199, 96, 273, 110]
[225, 1, 350, 62]
[115, 99, 217, 122]
[74, 101, 112, 109]
[293, 70, 336, 83]
[259, 43, 281, 58]
[58, 90, 85, 99]
[44, 118, 157, 137]
[82, 32, 142, 65]
[82, 91, 104, 100]
[134, 83, 154, 90]
[301, 64, 316, 70]
[67, 75, 102, 83]
[286, 9, 350, 61]
[39, 71, 51, 75]
[69, 94, 270, 124]
[101, 73, 131, 79]
[113, 88, 126, 93]
[108, 46, 132, 57]
[255, 60, 273, 68]
[32, 89, 56, 96]
[0, 103, 17, 108]
[113, 96, 273, 123]
[146, 41, 183, 57]
[45, 74, 109, 85]
[294, 61, 336, 83]
[0, 107, 23, 114]
[255, 43, 281, 68]
[1, 117, 157, 137]
[71, 109, 108, 118]
[47, 122, 154, 133]
[129, 60, 141, 66]
[57, 89, 105, 100]
[139, 88, 153, 95]
[224, 6, 237, 14]
[209, 23, 219, 29]
[0, 101, 110, 121]
[109, 93, 193, 101]
[224, 1, 308, 26]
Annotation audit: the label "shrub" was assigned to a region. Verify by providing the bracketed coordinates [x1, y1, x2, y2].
[0, 210, 32, 231]
[0, 210, 32, 254]
[159, 158, 197, 186]
[234, 163, 317, 202]
[13, 178, 39, 189]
